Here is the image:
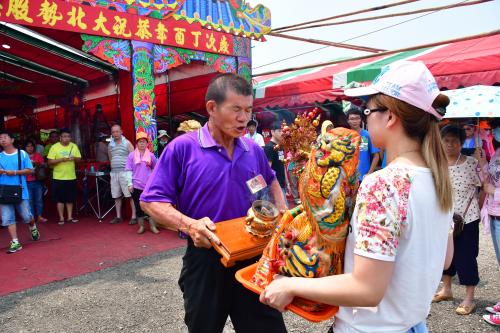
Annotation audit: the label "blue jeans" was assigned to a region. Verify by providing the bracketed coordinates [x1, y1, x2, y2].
[407, 321, 428, 333]
[27, 181, 44, 218]
[0, 199, 33, 226]
[491, 216, 500, 266]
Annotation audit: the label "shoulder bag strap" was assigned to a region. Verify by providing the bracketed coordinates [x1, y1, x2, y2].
[17, 149, 22, 186]
[462, 190, 476, 219]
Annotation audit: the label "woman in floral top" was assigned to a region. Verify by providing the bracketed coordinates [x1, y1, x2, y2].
[479, 125, 500, 326]
[259, 61, 454, 333]
[433, 125, 482, 315]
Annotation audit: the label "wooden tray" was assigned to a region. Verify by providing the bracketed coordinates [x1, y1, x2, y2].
[211, 217, 271, 267]
[236, 263, 339, 323]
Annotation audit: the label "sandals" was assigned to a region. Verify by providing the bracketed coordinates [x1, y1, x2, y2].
[58, 219, 78, 225]
[456, 303, 476, 315]
[432, 293, 453, 303]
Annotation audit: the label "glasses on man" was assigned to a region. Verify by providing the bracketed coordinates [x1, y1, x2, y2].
[363, 107, 388, 116]
[463, 126, 474, 131]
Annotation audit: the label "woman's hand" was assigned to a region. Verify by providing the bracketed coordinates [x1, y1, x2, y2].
[484, 183, 495, 195]
[259, 275, 295, 312]
[474, 147, 487, 166]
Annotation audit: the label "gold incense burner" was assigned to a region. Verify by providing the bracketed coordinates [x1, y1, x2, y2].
[245, 200, 279, 238]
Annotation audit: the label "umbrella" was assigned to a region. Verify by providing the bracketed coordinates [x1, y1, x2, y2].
[442, 85, 500, 119]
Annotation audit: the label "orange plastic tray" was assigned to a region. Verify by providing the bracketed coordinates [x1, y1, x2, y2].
[235, 263, 338, 322]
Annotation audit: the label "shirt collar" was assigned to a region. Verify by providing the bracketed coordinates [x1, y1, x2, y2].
[198, 123, 249, 152]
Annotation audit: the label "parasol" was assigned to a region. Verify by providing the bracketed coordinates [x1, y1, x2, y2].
[442, 85, 500, 119]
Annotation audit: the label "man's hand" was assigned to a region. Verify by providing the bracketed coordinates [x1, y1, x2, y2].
[188, 217, 220, 248]
[128, 185, 134, 194]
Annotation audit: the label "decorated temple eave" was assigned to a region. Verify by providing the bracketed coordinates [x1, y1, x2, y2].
[69, 0, 271, 39]
[172, 14, 266, 41]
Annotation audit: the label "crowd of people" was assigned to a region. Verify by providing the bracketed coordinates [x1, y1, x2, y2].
[1, 65, 499, 331]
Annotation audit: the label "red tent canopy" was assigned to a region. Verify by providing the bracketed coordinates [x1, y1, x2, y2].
[253, 33, 500, 111]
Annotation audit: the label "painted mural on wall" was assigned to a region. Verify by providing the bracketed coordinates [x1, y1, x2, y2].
[131, 41, 158, 150]
[82, 35, 132, 70]
[82, 34, 241, 76]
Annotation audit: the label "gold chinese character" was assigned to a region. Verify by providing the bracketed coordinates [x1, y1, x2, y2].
[174, 28, 186, 46]
[135, 19, 152, 40]
[155, 22, 168, 44]
[205, 32, 217, 52]
[37, 0, 62, 26]
[6, 0, 33, 23]
[113, 16, 131, 37]
[191, 31, 201, 48]
[218, 35, 229, 54]
[67, 6, 87, 29]
[93, 11, 111, 36]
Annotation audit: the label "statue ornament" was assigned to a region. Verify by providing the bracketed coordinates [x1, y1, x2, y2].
[250, 120, 361, 313]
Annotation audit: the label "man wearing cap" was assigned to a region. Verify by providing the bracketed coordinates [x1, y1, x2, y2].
[244, 119, 265, 147]
[108, 124, 136, 225]
[157, 130, 170, 157]
[140, 73, 287, 333]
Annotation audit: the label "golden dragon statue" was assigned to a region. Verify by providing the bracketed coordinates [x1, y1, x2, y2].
[252, 127, 360, 312]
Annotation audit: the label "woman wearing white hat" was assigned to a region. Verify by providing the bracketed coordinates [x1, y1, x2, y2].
[259, 61, 454, 333]
[157, 130, 170, 157]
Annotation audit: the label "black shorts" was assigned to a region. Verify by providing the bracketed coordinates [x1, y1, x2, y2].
[52, 179, 77, 203]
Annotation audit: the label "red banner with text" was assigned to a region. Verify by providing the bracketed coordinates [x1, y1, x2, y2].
[0, 0, 234, 55]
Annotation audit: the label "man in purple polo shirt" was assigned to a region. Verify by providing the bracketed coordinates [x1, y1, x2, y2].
[140, 74, 287, 333]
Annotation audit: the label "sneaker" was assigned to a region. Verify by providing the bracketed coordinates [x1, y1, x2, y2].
[31, 227, 40, 241]
[486, 303, 500, 314]
[128, 218, 138, 225]
[109, 217, 123, 224]
[483, 314, 500, 326]
[7, 241, 22, 254]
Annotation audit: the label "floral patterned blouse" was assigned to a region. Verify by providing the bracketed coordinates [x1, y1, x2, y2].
[337, 164, 452, 332]
[449, 156, 481, 224]
[353, 165, 412, 259]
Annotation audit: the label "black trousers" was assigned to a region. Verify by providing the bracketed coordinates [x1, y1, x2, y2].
[178, 239, 287, 333]
[443, 219, 480, 286]
[131, 188, 145, 218]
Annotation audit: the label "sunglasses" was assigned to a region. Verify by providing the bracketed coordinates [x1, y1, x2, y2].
[463, 126, 474, 131]
[363, 107, 388, 116]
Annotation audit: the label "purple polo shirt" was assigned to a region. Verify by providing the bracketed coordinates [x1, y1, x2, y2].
[140, 124, 276, 222]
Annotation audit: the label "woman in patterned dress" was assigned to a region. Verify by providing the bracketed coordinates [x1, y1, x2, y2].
[433, 125, 482, 315]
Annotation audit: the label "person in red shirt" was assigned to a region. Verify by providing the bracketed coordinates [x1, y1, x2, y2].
[25, 141, 48, 223]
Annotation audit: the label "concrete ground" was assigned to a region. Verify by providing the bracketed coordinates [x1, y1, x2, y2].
[0, 229, 498, 333]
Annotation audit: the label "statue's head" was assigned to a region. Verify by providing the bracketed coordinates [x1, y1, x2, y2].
[314, 128, 360, 177]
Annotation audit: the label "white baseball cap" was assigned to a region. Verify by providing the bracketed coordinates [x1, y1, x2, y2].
[344, 60, 446, 120]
